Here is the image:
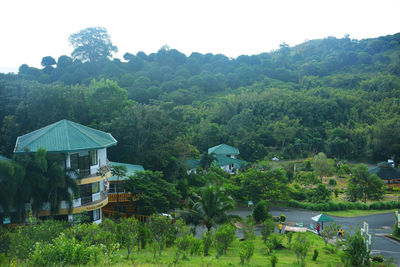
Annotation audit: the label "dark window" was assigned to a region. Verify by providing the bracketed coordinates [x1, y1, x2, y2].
[70, 153, 79, 170]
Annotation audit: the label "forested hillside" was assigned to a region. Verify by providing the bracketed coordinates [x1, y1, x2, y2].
[1, 29, 400, 179]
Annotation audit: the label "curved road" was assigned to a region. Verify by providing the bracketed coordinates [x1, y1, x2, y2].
[231, 207, 400, 265]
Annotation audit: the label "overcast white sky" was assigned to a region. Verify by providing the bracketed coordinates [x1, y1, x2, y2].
[1, 0, 399, 73]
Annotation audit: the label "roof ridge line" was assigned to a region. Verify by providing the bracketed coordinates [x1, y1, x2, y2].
[68, 121, 103, 147]
[64, 120, 71, 151]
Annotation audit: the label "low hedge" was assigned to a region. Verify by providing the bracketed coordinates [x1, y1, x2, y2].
[288, 200, 400, 211]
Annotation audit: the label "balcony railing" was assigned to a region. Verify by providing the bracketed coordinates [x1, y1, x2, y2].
[68, 163, 111, 181]
[80, 191, 108, 207]
[108, 193, 132, 203]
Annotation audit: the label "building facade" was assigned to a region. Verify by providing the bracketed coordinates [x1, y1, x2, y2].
[13, 119, 117, 224]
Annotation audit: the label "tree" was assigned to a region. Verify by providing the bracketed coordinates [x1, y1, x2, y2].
[347, 164, 385, 203]
[341, 227, 371, 267]
[14, 149, 78, 217]
[252, 200, 270, 223]
[261, 218, 275, 243]
[41, 56, 56, 68]
[307, 184, 331, 203]
[69, 27, 118, 62]
[110, 165, 127, 181]
[321, 222, 340, 247]
[124, 170, 180, 215]
[312, 152, 334, 182]
[214, 223, 236, 256]
[0, 160, 25, 216]
[118, 218, 140, 257]
[293, 233, 311, 267]
[148, 214, 174, 256]
[238, 168, 289, 204]
[177, 184, 235, 232]
[199, 152, 216, 171]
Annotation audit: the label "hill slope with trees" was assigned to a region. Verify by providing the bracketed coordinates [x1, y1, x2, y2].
[1, 28, 400, 178]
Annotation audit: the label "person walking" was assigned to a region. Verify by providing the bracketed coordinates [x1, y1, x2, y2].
[278, 223, 283, 234]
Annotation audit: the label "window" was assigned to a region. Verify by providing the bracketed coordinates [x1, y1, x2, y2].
[93, 209, 100, 221]
[90, 150, 98, 166]
[92, 182, 100, 194]
[116, 183, 125, 193]
[70, 153, 79, 170]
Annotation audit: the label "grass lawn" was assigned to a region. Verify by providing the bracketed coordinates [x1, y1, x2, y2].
[325, 209, 398, 217]
[112, 232, 342, 266]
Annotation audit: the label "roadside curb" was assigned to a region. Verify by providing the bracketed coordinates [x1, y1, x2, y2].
[385, 234, 400, 244]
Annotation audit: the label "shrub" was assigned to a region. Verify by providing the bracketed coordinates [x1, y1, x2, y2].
[214, 224, 236, 256]
[328, 179, 337, 186]
[261, 219, 275, 243]
[293, 233, 311, 267]
[202, 231, 213, 256]
[117, 217, 140, 257]
[189, 236, 203, 256]
[270, 254, 278, 267]
[30, 233, 102, 266]
[288, 200, 301, 208]
[239, 239, 254, 264]
[371, 255, 384, 263]
[312, 249, 319, 261]
[0, 227, 10, 254]
[279, 214, 286, 222]
[341, 227, 370, 267]
[267, 233, 284, 250]
[9, 219, 67, 260]
[253, 200, 270, 223]
[174, 221, 192, 260]
[148, 214, 175, 256]
[393, 212, 400, 238]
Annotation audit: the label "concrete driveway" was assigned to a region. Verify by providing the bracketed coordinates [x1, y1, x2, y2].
[230, 207, 400, 265]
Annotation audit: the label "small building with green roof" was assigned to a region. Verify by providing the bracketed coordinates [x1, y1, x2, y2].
[187, 144, 247, 174]
[12, 119, 118, 223]
[103, 162, 144, 218]
[370, 161, 400, 187]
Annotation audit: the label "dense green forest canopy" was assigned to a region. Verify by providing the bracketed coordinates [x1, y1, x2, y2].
[1, 29, 400, 179]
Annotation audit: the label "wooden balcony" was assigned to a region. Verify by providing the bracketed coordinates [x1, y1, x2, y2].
[108, 193, 132, 203]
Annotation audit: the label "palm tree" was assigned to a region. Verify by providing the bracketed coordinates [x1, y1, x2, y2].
[199, 152, 217, 171]
[46, 155, 78, 217]
[177, 184, 235, 232]
[15, 149, 78, 218]
[0, 160, 25, 218]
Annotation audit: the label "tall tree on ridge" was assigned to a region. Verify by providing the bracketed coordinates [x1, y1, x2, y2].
[69, 27, 118, 62]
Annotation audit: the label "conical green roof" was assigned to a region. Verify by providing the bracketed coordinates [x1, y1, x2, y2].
[208, 144, 239, 155]
[14, 120, 117, 153]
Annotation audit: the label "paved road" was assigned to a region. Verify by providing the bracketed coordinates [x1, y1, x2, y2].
[230, 207, 400, 265]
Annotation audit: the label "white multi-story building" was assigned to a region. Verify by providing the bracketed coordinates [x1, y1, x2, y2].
[13, 119, 117, 224]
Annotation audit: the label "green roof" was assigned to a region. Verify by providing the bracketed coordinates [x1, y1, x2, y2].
[0, 155, 11, 162]
[185, 159, 200, 170]
[109, 161, 144, 181]
[208, 144, 239, 155]
[14, 120, 117, 153]
[370, 166, 400, 180]
[312, 213, 334, 222]
[214, 155, 247, 168]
